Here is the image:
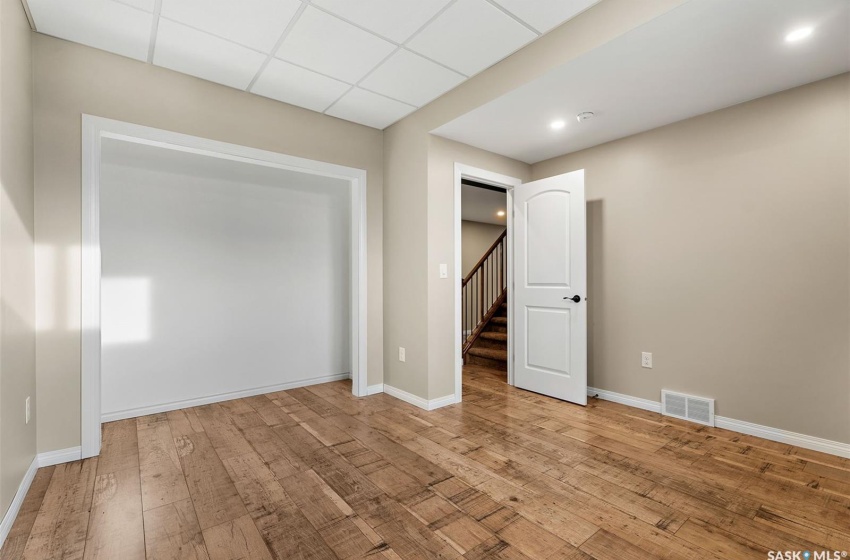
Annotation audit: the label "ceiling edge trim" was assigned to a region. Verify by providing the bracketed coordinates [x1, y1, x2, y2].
[20, 0, 36, 31]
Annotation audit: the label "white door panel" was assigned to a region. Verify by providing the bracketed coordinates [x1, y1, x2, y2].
[526, 191, 571, 286]
[513, 170, 586, 404]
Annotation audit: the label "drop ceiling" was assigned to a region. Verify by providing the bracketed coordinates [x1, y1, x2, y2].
[24, 0, 599, 130]
[433, 0, 850, 163]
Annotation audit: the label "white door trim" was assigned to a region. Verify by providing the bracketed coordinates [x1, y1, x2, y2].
[453, 164, 522, 400]
[81, 115, 368, 459]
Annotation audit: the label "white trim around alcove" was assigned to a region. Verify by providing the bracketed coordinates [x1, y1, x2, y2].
[81, 115, 368, 459]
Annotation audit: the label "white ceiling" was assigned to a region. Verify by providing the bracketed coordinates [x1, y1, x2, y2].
[25, 0, 599, 130]
[462, 184, 506, 225]
[433, 0, 850, 163]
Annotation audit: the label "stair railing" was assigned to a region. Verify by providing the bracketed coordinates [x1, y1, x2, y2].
[462, 230, 507, 356]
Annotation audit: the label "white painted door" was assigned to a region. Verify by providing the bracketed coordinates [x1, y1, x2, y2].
[512, 170, 586, 404]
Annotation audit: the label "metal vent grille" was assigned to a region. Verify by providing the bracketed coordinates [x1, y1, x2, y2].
[662, 390, 715, 427]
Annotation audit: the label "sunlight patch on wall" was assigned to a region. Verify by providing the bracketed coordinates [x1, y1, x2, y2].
[66, 245, 82, 330]
[101, 277, 151, 344]
[35, 244, 56, 331]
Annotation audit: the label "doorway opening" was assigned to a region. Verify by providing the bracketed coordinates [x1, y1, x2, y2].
[453, 165, 521, 397]
[82, 116, 368, 459]
[461, 180, 509, 375]
[454, 164, 588, 406]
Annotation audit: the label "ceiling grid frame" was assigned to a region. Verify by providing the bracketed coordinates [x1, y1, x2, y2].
[22, 0, 601, 129]
[321, 0, 463, 116]
[245, 1, 310, 92]
[145, 0, 162, 63]
[482, 0, 541, 35]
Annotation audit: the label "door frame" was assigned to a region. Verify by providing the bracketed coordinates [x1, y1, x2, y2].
[453, 163, 522, 399]
[81, 115, 369, 458]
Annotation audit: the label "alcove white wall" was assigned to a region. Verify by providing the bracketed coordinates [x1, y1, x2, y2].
[99, 139, 350, 418]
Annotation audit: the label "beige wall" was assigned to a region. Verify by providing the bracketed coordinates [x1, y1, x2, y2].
[381, 127, 528, 400]
[533, 74, 850, 444]
[33, 34, 385, 453]
[0, 0, 36, 516]
[426, 137, 527, 398]
[461, 221, 505, 277]
[381, 120, 430, 398]
[383, 0, 684, 400]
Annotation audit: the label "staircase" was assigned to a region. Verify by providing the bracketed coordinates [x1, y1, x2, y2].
[462, 230, 508, 371]
[466, 301, 508, 370]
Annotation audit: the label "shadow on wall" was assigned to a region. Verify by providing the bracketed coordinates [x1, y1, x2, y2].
[587, 199, 603, 389]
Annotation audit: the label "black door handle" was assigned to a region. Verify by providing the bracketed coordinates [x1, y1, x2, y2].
[564, 295, 581, 303]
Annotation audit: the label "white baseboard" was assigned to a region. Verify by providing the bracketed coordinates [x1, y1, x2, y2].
[38, 446, 83, 467]
[588, 386, 850, 459]
[383, 384, 458, 411]
[366, 383, 384, 395]
[101, 373, 351, 422]
[713, 416, 850, 459]
[588, 387, 661, 413]
[0, 457, 38, 549]
[429, 393, 460, 410]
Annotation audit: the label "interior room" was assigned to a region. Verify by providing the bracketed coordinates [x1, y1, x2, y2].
[1, 0, 848, 558]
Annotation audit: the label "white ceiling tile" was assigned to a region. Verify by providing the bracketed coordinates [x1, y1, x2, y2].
[407, 0, 537, 76]
[160, 0, 301, 53]
[360, 49, 465, 106]
[113, 0, 156, 12]
[276, 7, 395, 84]
[491, 0, 600, 33]
[154, 19, 266, 90]
[252, 59, 351, 112]
[310, 0, 451, 43]
[28, 0, 152, 61]
[326, 88, 415, 129]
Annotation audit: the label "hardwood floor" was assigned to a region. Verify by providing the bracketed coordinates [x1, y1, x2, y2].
[3, 365, 849, 559]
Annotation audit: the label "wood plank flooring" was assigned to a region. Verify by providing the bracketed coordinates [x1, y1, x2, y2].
[3, 365, 850, 559]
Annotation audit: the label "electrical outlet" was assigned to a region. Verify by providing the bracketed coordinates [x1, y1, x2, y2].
[398, 347, 406, 362]
[26, 396, 31, 424]
[641, 352, 653, 369]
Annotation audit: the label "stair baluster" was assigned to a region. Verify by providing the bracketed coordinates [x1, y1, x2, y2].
[461, 230, 507, 358]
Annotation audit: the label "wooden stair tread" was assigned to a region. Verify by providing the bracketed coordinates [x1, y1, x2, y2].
[491, 317, 507, 325]
[480, 332, 507, 342]
[467, 347, 507, 361]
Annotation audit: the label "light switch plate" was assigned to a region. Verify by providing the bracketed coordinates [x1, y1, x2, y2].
[26, 396, 31, 424]
[439, 263, 448, 278]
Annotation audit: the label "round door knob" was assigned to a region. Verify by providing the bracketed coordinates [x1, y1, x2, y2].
[564, 295, 581, 303]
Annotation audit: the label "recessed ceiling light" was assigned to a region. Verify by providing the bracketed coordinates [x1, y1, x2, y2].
[550, 120, 566, 130]
[497, 210, 506, 217]
[785, 26, 813, 42]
